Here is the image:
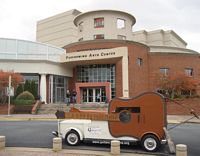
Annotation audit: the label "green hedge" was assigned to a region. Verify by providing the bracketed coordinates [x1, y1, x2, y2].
[16, 91, 35, 101]
[12, 99, 34, 106]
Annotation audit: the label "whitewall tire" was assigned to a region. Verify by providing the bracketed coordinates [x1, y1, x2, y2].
[141, 134, 160, 152]
[65, 130, 80, 146]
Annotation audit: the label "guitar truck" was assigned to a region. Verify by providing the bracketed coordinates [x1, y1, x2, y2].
[53, 92, 172, 152]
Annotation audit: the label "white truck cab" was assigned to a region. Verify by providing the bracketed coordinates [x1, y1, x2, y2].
[57, 119, 138, 146]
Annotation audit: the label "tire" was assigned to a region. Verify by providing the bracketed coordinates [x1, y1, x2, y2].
[65, 130, 80, 146]
[141, 134, 160, 152]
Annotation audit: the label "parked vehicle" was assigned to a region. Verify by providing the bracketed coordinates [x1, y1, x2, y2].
[53, 92, 169, 152]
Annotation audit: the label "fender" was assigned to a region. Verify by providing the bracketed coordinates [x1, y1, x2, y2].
[65, 127, 84, 140]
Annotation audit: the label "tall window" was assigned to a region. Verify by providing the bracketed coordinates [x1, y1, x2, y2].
[94, 18, 104, 28]
[137, 58, 143, 66]
[94, 34, 104, 39]
[160, 68, 169, 76]
[22, 74, 39, 97]
[77, 64, 116, 98]
[185, 68, 193, 76]
[117, 18, 125, 29]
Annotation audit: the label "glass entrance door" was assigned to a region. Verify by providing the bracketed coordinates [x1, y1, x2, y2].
[88, 88, 93, 102]
[81, 87, 106, 103]
[55, 87, 65, 103]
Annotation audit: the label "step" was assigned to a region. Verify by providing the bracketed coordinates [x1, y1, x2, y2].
[37, 104, 68, 114]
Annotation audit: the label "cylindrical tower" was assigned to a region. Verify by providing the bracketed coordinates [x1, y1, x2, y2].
[73, 10, 136, 41]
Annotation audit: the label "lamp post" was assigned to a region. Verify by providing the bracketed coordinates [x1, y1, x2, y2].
[7, 75, 11, 116]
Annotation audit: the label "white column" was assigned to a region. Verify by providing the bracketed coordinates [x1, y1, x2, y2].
[122, 53, 129, 97]
[40, 74, 47, 104]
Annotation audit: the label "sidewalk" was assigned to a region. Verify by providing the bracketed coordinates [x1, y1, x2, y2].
[0, 114, 199, 124]
[0, 114, 56, 121]
[167, 115, 200, 124]
[0, 147, 154, 156]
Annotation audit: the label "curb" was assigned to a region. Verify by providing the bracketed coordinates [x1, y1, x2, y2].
[0, 147, 151, 156]
[0, 116, 199, 124]
[0, 118, 57, 121]
[167, 120, 181, 124]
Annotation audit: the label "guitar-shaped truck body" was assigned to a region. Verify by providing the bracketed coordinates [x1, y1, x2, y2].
[108, 92, 167, 141]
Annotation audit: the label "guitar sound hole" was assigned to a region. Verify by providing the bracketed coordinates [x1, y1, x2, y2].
[119, 110, 131, 123]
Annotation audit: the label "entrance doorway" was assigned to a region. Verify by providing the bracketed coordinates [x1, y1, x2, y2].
[82, 87, 106, 103]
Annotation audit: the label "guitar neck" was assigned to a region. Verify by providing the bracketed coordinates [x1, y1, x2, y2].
[64, 112, 119, 121]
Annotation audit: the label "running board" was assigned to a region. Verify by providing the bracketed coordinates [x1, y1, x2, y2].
[163, 127, 175, 154]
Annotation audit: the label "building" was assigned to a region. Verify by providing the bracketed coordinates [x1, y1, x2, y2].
[0, 38, 70, 104]
[0, 9, 199, 104]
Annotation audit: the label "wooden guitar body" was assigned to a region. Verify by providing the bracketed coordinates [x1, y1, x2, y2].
[108, 92, 167, 140]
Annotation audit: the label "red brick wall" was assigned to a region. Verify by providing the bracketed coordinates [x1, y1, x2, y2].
[115, 59, 123, 97]
[127, 44, 149, 96]
[148, 53, 200, 93]
[68, 68, 77, 92]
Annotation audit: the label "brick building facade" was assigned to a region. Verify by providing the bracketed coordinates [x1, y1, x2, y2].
[1, 9, 198, 104]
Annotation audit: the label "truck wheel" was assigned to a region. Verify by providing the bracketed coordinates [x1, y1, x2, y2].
[141, 134, 160, 152]
[65, 130, 80, 146]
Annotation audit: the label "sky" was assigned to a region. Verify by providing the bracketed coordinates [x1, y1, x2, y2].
[0, 0, 199, 52]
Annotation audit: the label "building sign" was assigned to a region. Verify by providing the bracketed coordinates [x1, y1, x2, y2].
[61, 47, 128, 63]
[65, 51, 116, 60]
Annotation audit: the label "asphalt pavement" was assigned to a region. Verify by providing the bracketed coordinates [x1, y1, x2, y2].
[0, 114, 199, 156]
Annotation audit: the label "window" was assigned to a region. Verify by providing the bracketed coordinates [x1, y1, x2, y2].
[78, 38, 83, 42]
[117, 18, 125, 29]
[77, 64, 116, 98]
[160, 68, 169, 76]
[94, 18, 104, 28]
[94, 34, 104, 39]
[185, 68, 193, 76]
[22, 74, 39, 97]
[137, 58, 143, 66]
[115, 107, 140, 113]
[117, 35, 126, 40]
[78, 22, 83, 32]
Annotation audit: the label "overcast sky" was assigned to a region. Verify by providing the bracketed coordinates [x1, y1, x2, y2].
[0, 0, 199, 52]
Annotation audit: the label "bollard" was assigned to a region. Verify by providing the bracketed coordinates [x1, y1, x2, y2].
[111, 140, 120, 155]
[53, 137, 62, 152]
[0, 136, 5, 149]
[176, 144, 187, 156]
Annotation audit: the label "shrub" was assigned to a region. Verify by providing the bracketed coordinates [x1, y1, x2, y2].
[16, 91, 35, 100]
